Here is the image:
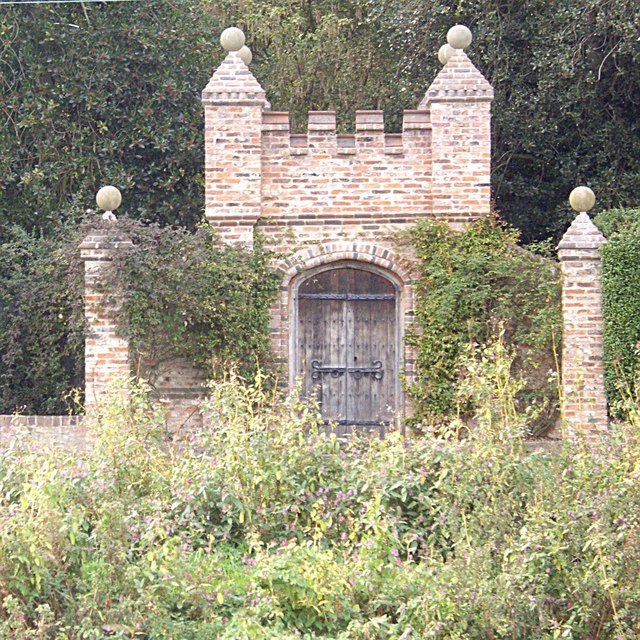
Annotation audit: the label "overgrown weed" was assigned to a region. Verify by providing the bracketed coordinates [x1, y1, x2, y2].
[1, 368, 640, 637]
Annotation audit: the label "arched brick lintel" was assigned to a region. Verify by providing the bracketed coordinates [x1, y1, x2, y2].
[269, 243, 418, 407]
[275, 242, 415, 291]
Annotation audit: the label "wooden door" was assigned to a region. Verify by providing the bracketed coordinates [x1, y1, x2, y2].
[296, 266, 397, 436]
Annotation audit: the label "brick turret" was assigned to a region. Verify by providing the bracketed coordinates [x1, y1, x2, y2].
[421, 48, 494, 226]
[202, 50, 269, 246]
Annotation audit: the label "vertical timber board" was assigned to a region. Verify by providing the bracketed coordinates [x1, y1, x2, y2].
[298, 296, 347, 426]
[347, 269, 396, 436]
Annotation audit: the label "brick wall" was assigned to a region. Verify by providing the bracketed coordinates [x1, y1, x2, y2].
[139, 357, 206, 440]
[0, 415, 91, 451]
[258, 109, 432, 252]
[79, 225, 207, 437]
[203, 49, 493, 253]
[423, 49, 493, 225]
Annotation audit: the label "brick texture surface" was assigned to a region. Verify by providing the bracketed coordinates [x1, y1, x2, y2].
[80, 229, 133, 411]
[139, 357, 206, 440]
[557, 212, 609, 440]
[202, 46, 495, 406]
[79, 228, 207, 438]
[0, 414, 92, 451]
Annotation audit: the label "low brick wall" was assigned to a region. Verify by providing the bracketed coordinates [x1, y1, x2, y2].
[0, 414, 92, 451]
[141, 356, 207, 440]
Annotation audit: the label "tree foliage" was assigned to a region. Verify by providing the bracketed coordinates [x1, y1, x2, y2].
[0, 1, 222, 233]
[1, 0, 638, 241]
[0, 224, 84, 414]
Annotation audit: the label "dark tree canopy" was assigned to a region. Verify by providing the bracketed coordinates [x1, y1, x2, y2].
[0, 0, 639, 241]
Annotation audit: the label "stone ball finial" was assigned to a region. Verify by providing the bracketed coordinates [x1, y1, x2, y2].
[96, 186, 122, 219]
[447, 24, 472, 50]
[238, 45, 252, 65]
[220, 27, 245, 52]
[438, 43, 455, 65]
[569, 186, 596, 213]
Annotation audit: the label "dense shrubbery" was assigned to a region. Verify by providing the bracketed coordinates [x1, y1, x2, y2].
[1, 375, 640, 638]
[407, 219, 561, 434]
[0, 224, 85, 414]
[596, 207, 640, 417]
[0, 220, 278, 414]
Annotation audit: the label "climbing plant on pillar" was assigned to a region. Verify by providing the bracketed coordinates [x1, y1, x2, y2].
[102, 219, 279, 378]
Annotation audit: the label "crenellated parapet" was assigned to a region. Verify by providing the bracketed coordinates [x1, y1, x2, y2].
[260, 110, 431, 157]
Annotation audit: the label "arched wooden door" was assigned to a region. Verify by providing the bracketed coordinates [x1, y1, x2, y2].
[295, 265, 398, 436]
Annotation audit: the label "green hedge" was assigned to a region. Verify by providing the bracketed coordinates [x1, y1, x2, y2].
[407, 219, 562, 434]
[595, 208, 640, 417]
[0, 224, 85, 414]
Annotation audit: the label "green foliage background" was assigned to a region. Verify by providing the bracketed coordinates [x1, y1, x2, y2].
[0, 1, 220, 232]
[0, 224, 84, 414]
[1, 0, 639, 241]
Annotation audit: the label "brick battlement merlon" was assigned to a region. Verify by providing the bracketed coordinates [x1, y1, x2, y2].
[262, 110, 432, 133]
[261, 110, 431, 156]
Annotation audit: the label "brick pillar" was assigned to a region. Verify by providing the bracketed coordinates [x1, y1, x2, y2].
[557, 212, 608, 439]
[202, 51, 268, 247]
[79, 227, 132, 412]
[420, 49, 494, 227]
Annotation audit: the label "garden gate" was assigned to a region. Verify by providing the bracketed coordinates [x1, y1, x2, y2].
[295, 264, 398, 435]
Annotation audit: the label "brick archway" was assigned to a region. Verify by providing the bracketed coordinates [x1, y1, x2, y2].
[270, 243, 417, 422]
